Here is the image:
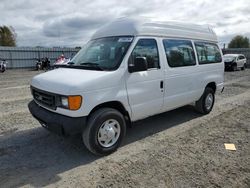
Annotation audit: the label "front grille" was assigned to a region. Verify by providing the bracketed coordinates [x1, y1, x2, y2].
[224, 61, 233, 64]
[32, 88, 56, 110]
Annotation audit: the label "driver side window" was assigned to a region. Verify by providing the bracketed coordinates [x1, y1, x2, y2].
[238, 55, 245, 60]
[129, 39, 160, 70]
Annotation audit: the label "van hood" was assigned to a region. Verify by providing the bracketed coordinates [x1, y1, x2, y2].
[31, 68, 123, 95]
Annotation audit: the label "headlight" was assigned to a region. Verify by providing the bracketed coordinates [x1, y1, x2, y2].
[60, 95, 82, 110]
[61, 96, 69, 108]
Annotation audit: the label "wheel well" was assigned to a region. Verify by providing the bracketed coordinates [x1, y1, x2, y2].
[89, 101, 131, 122]
[206, 82, 216, 93]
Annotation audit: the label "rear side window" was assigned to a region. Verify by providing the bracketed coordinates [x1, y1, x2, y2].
[163, 39, 196, 67]
[130, 39, 160, 69]
[195, 42, 222, 64]
[238, 55, 245, 60]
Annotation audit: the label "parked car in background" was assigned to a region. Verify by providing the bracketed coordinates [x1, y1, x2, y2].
[28, 17, 224, 156]
[223, 54, 247, 71]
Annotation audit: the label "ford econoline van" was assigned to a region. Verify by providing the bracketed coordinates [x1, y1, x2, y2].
[28, 18, 224, 155]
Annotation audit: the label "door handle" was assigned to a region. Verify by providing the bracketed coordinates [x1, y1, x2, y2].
[160, 80, 164, 89]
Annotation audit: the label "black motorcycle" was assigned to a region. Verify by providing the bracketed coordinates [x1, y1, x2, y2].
[35, 59, 42, 70]
[35, 58, 50, 71]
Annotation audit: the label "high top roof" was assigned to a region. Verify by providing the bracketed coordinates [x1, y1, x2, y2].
[91, 17, 218, 42]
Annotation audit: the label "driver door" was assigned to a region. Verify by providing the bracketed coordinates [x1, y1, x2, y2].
[126, 38, 164, 121]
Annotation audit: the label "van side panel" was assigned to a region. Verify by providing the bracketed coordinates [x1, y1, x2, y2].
[193, 42, 224, 95]
[160, 38, 200, 112]
[161, 39, 224, 112]
[162, 65, 201, 111]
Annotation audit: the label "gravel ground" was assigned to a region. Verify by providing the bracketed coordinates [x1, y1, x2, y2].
[0, 69, 250, 188]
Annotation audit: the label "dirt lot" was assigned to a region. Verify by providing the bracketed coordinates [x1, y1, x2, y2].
[0, 69, 250, 188]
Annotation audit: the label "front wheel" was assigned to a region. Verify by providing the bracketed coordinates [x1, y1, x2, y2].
[232, 64, 237, 71]
[242, 63, 246, 70]
[195, 87, 215, 114]
[83, 108, 126, 156]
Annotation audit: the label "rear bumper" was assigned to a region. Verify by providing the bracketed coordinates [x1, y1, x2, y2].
[28, 100, 86, 135]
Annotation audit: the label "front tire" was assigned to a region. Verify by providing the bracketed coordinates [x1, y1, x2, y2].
[195, 87, 215, 114]
[83, 108, 126, 156]
[232, 64, 237, 71]
[242, 63, 246, 70]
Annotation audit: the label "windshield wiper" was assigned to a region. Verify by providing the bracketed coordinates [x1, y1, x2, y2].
[55, 61, 104, 71]
[79, 62, 104, 71]
[79, 62, 98, 65]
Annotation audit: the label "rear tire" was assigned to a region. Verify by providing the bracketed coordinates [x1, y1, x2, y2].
[83, 108, 126, 156]
[195, 87, 215, 114]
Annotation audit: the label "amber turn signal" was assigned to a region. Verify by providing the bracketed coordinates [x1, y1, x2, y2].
[68, 96, 82, 110]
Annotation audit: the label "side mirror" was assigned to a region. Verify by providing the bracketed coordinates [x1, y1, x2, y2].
[128, 57, 148, 73]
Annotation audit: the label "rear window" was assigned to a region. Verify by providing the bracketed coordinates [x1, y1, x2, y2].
[195, 42, 222, 64]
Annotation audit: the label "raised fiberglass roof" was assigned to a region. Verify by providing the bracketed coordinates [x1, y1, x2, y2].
[91, 17, 218, 42]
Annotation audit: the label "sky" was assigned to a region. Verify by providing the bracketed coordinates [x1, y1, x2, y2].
[0, 0, 250, 47]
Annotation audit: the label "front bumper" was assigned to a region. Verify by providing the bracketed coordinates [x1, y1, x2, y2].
[224, 62, 233, 70]
[28, 100, 86, 135]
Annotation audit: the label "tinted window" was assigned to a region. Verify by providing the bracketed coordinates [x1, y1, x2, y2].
[163, 39, 196, 67]
[238, 55, 245, 60]
[129, 39, 159, 69]
[195, 42, 222, 64]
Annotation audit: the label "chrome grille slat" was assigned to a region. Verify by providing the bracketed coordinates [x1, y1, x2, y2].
[32, 88, 56, 110]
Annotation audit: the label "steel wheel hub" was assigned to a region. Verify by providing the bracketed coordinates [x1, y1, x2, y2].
[205, 93, 213, 110]
[97, 119, 121, 148]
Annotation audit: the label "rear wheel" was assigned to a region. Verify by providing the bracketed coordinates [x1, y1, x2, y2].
[195, 87, 215, 114]
[83, 108, 126, 156]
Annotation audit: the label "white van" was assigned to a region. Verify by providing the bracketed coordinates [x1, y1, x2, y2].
[28, 18, 224, 155]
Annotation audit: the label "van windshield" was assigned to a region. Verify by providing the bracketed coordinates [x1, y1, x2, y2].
[71, 36, 133, 71]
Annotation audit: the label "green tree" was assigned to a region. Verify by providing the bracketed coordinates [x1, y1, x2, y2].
[228, 35, 249, 48]
[0, 26, 17, 46]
